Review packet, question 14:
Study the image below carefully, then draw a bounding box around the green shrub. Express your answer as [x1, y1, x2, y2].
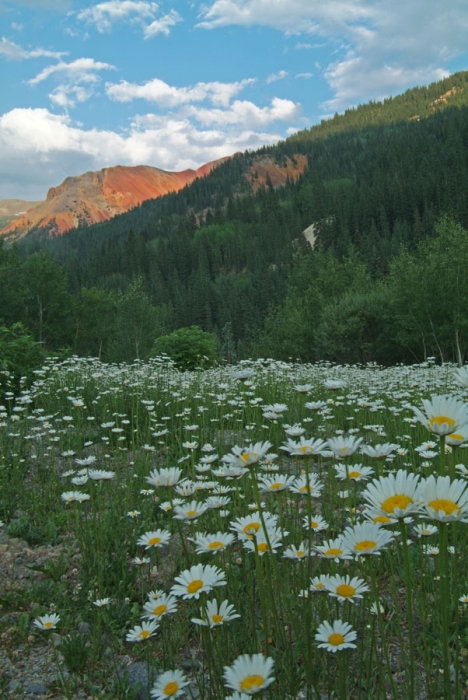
[150, 325, 220, 370]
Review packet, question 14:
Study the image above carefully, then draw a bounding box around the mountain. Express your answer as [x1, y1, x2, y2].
[0, 159, 230, 241]
[0, 199, 41, 230]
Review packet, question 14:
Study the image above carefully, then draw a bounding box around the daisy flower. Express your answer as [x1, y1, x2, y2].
[88, 469, 115, 480]
[446, 427, 468, 446]
[327, 436, 363, 459]
[412, 395, 468, 436]
[334, 464, 374, 481]
[314, 537, 353, 562]
[258, 474, 296, 493]
[341, 521, 395, 556]
[190, 531, 235, 555]
[93, 598, 112, 607]
[143, 594, 178, 621]
[315, 619, 357, 652]
[137, 529, 171, 549]
[309, 575, 331, 593]
[280, 437, 328, 457]
[302, 514, 329, 531]
[224, 653, 275, 695]
[290, 473, 324, 496]
[191, 599, 240, 627]
[417, 475, 468, 522]
[222, 441, 273, 468]
[230, 512, 278, 540]
[361, 469, 422, 519]
[125, 620, 159, 642]
[283, 542, 310, 560]
[173, 500, 208, 521]
[150, 669, 189, 699]
[414, 524, 438, 537]
[323, 574, 369, 603]
[33, 613, 60, 630]
[61, 491, 90, 503]
[146, 467, 182, 487]
[360, 443, 399, 460]
[171, 564, 226, 599]
[242, 527, 284, 555]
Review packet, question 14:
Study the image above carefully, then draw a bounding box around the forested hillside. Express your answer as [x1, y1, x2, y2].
[3, 71, 468, 372]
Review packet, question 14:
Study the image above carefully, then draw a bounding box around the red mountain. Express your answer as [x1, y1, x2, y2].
[0, 158, 229, 241]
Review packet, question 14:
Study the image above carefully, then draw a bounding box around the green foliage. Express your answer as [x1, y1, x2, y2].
[150, 325, 220, 370]
[60, 632, 90, 674]
[0, 322, 46, 398]
[7, 515, 60, 546]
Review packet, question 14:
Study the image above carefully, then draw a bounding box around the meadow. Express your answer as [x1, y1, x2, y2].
[2, 355, 468, 699]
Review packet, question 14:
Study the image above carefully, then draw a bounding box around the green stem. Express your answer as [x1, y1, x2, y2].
[438, 521, 452, 700]
[399, 518, 415, 699]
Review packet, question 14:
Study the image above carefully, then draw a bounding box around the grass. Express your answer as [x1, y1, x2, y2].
[1, 355, 468, 698]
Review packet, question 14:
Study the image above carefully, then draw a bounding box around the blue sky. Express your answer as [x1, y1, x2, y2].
[0, 0, 467, 200]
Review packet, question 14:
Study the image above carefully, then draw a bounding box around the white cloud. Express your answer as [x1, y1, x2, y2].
[185, 97, 301, 128]
[0, 106, 287, 199]
[49, 85, 94, 109]
[28, 58, 115, 86]
[106, 76, 256, 107]
[0, 37, 66, 60]
[265, 70, 288, 84]
[197, 0, 468, 112]
[77, 1, 159, 33]
[295, 72, 312, 79]
[144, 9, 182, 38]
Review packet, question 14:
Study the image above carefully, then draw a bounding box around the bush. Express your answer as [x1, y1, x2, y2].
[150, 325, 220, 370]
[0, 323, 46, 399]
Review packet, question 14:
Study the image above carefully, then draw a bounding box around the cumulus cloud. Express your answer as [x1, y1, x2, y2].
[265, 70, 288, 84]
[28, 58, 115, 86]
[0, 37, 66, 60]
[197, 0, 468, 111]
[185, 97, 301, 128]
[106, 76, 256, 107]
[77, 1, 159, 33]
[0, 106, 285, 199]
[144, 9, 182, 37]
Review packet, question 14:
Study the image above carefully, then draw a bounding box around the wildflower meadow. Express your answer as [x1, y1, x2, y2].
[3, 355, 468, 699]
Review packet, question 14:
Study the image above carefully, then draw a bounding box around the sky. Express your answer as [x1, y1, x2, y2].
[0, 0, 467, 200]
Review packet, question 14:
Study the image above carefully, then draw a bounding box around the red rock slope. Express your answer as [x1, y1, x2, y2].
[0, 158, 229, 241]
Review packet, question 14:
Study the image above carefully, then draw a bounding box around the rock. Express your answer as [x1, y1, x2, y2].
[25, 681, 49, 694]
[118, 661, 157, 700]
[8, 679, 22, 692]
[77, 621, 91, 635]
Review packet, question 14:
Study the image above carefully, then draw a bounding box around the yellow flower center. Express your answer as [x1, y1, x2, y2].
[297, 550, 305, 557]
[381, 494, 413, 513]
[186, 510, 198, 517]
[212, 614, 223, 624]
[153, 604, 167, 616]
[355, 540, 377, 552]
[348, 471, 361, 478]
[208, 541, 224, 549]
[429, 415, 456, 429]
[299, 485, 312, 492]
[257, 543, 269, 552]
[449, 433, 464, 441]
[243, 522, 261, 535]
[44, 621, 53, 628]
[138, 630, 151, 639]
[336, 584, 356, 597]
[240, 452, 251, 463]
[270, 482, 283, 490]
[311, 521, 319, 528]
[148, 537, 161, 546]
[187, 579, 203, 594]
[164, 681, 179, 696]
[373, 515, 391, 524]
[300, 446, 311, 453]
[315, 582, 324, 589]
[240, 675, 265, 692]
[324, 548, 342, 557]
[328, 632, 345, 646]
[428, 498, 460, 516]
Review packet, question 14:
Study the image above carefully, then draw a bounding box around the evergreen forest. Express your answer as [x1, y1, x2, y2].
[3, 70, 468, 374]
